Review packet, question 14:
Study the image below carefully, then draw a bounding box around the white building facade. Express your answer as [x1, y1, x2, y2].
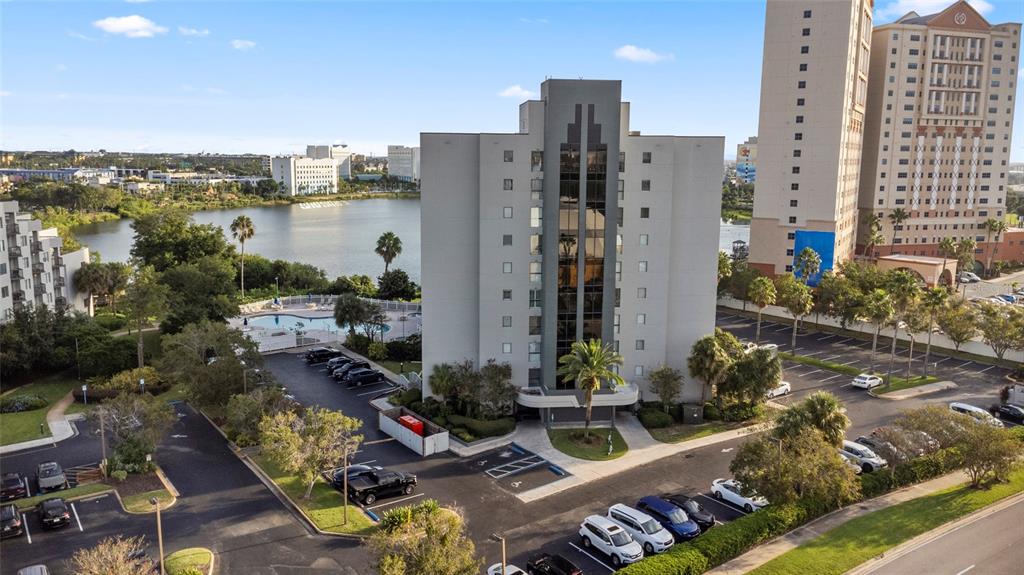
[270, 156, 340, 196]
[306, 144, 354, 180]
[387, 145, 421, 182]
[1, 201, 90, 322]
[736, 137, 758, 184]
[421, 79, 722, 425]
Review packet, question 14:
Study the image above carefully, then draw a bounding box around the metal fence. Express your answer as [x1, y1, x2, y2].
[244, 295, 421, 314]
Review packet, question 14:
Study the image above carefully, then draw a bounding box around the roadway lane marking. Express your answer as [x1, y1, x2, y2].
[978, 365, 997, 373]
[71, 502, 83, 532]
[22, 513, 31, 543]
[568, 542, 616, 573]
[366, 493, 423, 510]
[956, 565, 975, 575]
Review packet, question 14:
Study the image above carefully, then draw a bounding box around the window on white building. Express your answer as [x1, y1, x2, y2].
[502, 343, 512, 354]
[503, 262, 513, 273]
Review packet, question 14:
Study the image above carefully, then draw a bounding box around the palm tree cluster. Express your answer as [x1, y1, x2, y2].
[73, 260, 132, 316]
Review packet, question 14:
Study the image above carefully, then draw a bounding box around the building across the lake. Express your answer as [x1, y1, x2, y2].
[0, 201, 90, 322]
[387, 145, 420, 183]
[420, 79, 722, 426]
[736, 137, 758, 184]
[306, 144, 354, 180]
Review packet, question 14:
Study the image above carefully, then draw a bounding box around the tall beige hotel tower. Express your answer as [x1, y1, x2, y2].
[860, 1, 1020, 259]
[749, 0, 874, 277]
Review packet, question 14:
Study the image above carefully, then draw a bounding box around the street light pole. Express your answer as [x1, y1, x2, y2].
[150, 497, 165, 575]
[490, 533, 506, 575]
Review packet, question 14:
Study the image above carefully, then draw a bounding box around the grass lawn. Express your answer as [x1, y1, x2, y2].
[748, 468, 1024, 575]
[780, 352, 861, 376]
[0, 373, 79, 446]
[121, 488, 175, 513]
[879, 375, 941, 394]
[15, 483, 112, 511]
[163, 381, 189, 402]
[548, 428, 628, 461]
[377, 360, 422, 376]
[648, 420, 741, 443]
[165, 547, 213, 575]
[251, 454, 376, 536]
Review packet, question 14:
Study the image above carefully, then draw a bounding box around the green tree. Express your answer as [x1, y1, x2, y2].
[647, 365, 683, 412]
[900, 302, 930, 380]
[719, 348, 782, 407]
[259, 407, 363, 500]
[748, 276, 777, 345]
[96, 391, 176, 450]
[775, 391, 850, 447]
[936, 299, 977, 351]
[793, 246, 822, 286]
[960, 422, 1021, 487]
[938, 237, 957, 286]
[333, 293, 369, 338]
[718, 251, 733, 293]
[377, 268, 418, 301]
[956, 238, 978, 294]
[556, 339, 625, 438]
[920, 287, 948, 376]
[74, 262, 107, 317]
[360, 303, 389, 343]
[375, 231, 403, 274]
[103, 262, 132, 313]
[225, 386, 291, 447]
[230, 215, 255, 297]
[862, 288, 894, 373]
[122, 265, 170, 368]
[730, 430, 860, 509]
[976, 302, 1022, 360]
[477, 359, 516, 419]
[861, 212, 884, 257]
[688, 334, 734, 406]
[885, 270, 921, 380]
[888, 207, 909, 253]
[727, 263, 760, 312]
[158, 321, 262, 409]
[983, 218, 1008, 277]
[159, 255, 239, 334]
[130, 209, 228, 272]
[369, 500, 481, 575]
[331, 274, 378, 298]
[775, 273, 813, 349]
[69, 535, 156, 575]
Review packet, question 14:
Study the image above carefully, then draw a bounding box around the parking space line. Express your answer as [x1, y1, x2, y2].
[978, 365, 997, 373]
[568, 542, 616, 573]
[356, 386, 395, 397]
[817, 334, 837, 342]
[22, 513, 31, 543]
[834, 337, 852, 345]
[840, 360, 860, 366]
[800, 350, 824, 357]
[354, 459, 378, 466]
[26, 481, 31, 498]
[366, 493, 423, 510]
[695, 493, 748, 516]
[821, 374, 844, 382]
[956, 361, 973, 369]
[773, 325, 790, 333]
[934, 357, 952, 365]
[823, 355, 842, 361]
[792, 347, 804, 353]
[802, 369, 823, 377]
[71, 502, 83, 532]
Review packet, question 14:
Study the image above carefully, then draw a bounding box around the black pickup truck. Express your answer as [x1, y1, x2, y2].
[348, 469, 417, 505]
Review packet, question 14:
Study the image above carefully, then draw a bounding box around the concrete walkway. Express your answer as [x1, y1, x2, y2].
[0, 391, 79, 454]
[514, 413, 768, 503]
[706, 470, 970, 575]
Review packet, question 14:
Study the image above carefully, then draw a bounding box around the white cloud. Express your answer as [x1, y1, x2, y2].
[67, 31, 96, 42]
[613, 44, 673, 64]
[179, 84, 195, 92]
[93, 15, 168, 38]
[231, 39, 256, 51]
[207, 87, 227, 95]
[498, 84, 536, 99]
[0, 91, 10, 97]
[519, 17, 549, 25]
[178, 26, 210, 37]
[876, 0, 993, 20]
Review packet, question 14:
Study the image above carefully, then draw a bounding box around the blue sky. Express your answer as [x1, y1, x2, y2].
[1, 0, 1022, 160]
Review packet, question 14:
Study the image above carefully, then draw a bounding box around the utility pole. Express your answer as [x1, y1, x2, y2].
[490, 534, 506, 575]
[151, 497, 165, 575]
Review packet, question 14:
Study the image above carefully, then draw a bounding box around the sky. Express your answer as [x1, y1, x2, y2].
[1, 0, 1023, 160]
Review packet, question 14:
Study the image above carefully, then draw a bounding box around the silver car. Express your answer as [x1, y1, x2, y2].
[841, 440, 887, 473]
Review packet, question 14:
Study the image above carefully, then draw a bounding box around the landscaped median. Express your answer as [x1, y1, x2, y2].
[547, 428, 628, 461]
[249, 453, 376, 536]
[164, 547, 214, 575]
[779, 352, 939, 393]
[13, 483, 112, 511]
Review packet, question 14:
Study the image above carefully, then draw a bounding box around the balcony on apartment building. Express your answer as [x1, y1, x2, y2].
[33, 284, 46, 296]
[55, 296, 67, 307]
[31, 261, 45, 274]
[12, 290, 25, 302]
[516, 381, 640, 409]
[54, 276, 65, 288]
[10, 269, 22, 280]
[8, 245, 21, 257]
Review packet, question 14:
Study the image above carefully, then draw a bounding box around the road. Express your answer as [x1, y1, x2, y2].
[867, 496, 1024, 575]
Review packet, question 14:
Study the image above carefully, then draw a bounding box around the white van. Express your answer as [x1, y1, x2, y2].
[606, 504, 674, 555]
[949, 402, 1004, 428]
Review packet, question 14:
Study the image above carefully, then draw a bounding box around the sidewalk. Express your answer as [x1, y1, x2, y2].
[514, 413, 768, 503]
[0, 391, 79, 454]
[705, 470, 970, 575]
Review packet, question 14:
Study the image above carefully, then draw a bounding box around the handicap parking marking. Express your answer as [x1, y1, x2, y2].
[365, 492, 424, 511]
[568, 542, 617, 573]
[71, 502, 83, 532]
[21, 513, 31, 543]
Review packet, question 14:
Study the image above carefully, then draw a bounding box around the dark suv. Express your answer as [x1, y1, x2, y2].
[1, 503, 23, 538]
[305, 347, 343, 364]
[1, 473, 28, 501]
[38, 498, 71, 530]
[343, 368, 385, 388]
[333, 360, 370, 381]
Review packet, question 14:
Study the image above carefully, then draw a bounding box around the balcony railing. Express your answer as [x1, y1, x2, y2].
[8, 245, 21, 257]
[32, 262, 45, 274]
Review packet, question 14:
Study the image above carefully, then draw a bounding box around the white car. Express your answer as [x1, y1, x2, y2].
[487, 565, 526, 575]
[837, 451, 863, 475]
[606, 503, 674, 555]
[850, 374, 883, 390]
[766, 381, 792, 399]
[950, 402, 1004, 428]
[840, 440, 888, 473]
[958, 271, 981, 283]
[744, 342, 779, 357]
[579, 515, 644, 567]
[711, 478, 768, 513]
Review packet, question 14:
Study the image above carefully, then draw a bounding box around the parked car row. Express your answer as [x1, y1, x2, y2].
[2, 462, 67, 503]
[307, 350, 389, 388]
[950, 402, 1004, 427]
[0, 497, 71, 540]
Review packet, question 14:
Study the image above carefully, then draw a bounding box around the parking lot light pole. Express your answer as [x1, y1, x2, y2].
[150, 497, 165, 575]
[490, 533, 506, 575]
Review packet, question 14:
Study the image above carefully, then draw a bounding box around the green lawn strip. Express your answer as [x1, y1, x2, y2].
[780, 352, 862, 376]
[162, 382, 189, 402]
[121, 488, 175, 513]
[0, 373, 79, 446]
[748, 468, 1024, 575]
[250, 454, 376, 536]
[164, 547, 213, 575]
[15, 483, 112, 511]
[878, 375, 941, 394]
[377, 360, 422, 376]
[648, 421, 737, 444]
[548, 428, 628, 461]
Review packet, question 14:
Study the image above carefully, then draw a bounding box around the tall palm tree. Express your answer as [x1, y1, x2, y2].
[920, 287, 947, 377]
[73, 262, 106, 317]
[938, 237, 957, 287]
[956, 238, 978, 295]
[748, 276, 776, 345]
[333, 293, 369, 339]
[800, 392, 850, 447]
[794, 247, 821, 286]
[230, 215, 256, 297]
[688, 335, 732, 406]
[863, 288, 894, 373]
[888, 208, 910, 254]
[861, 212, 884, 257]
[375, 232, 403, 274]
[983, 218, 1008, 278]
[556, 339, 625, 438]
[885, 271, 920, 381]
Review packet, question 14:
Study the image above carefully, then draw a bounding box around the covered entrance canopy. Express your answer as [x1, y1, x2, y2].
[876, 254, 957, 287]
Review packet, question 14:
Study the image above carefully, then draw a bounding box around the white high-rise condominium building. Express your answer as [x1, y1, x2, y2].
[736, 137, 758, 184]
[749, 0, 874, 278]
[387, 145, 420, 182]
[270, 156, 340, 196]
[859, 1, 1020, 269]
[421, 79, 722, 425]
[1, 201, 90, 322]
[306, 144, 354, 180]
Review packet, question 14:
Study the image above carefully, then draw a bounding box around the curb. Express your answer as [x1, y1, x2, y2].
[845, 490, 1024, 575]
[15, 486, 117, 512]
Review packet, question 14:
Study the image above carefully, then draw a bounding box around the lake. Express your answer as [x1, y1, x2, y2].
[73, 199, 750, 282]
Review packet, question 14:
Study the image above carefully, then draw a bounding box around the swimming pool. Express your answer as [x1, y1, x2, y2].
[246, 314, 390, 333]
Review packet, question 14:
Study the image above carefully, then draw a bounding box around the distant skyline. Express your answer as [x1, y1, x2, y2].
[1, 0, 1022, 160]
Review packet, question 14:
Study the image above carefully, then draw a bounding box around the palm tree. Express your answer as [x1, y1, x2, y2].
[73, 262, 106, 317]
[863, 288, 894, 373]
[983, 218, 1008, 278]
[920, 287, 947, 377]
[556, 339, 625, 439]
[861, 212, 884, 257]
[800, 392, 850, 447]
[794, 247, 821, 286]
[105, 262, 131, 313]
[375, 232, 403, 274]
[885, 271, 920, 381]
[748, 276, 777, 345]
[333, 293, 369, 339]
[230, 215, 256, 297]
[956, 238, 977, 295]
[688, 335, 732, 406]
[938, 237, 957, 287]
[888, 208, 910, 254]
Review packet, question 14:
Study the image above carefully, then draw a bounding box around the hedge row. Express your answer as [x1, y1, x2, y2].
[447, 414, 515, 438]
[0, 394, 49, 413]
[860, 446, 963, 498]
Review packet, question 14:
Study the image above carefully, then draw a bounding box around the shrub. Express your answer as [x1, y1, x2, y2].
[110, 435, 156, 474]
[432, 416, 448, 428]
[93, 366, 162, 394]
[703, 403, 721, 421]
[110, 470, 128, 482]
[447, 414, 515, 438]
[689, 504, 807, 568]
[450, 428, 475, 442]
[638, 407, 674, 429]
[391, 388, 422, 407]
[1009, 425, 1024, 444]
[386, 333, 421, 361]
[368, 341, 388, 361]
[618, 545, 708, 575]
[720, 402, 761, 422]
[173, 568, 205, 575]
[0, 394, 49, 413]
[94, 314, 128, 331]
[345, 333, 371, 355]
